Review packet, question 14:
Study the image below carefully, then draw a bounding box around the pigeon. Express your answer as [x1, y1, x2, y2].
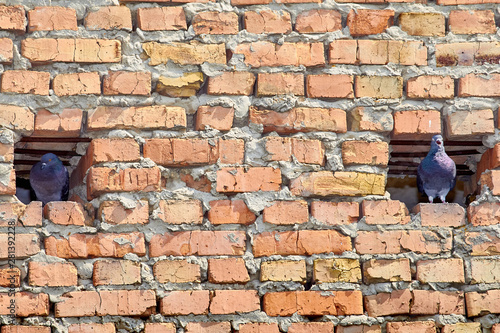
[15, 177, 36, 205]
[29, 153, 69, 206]
[417, 135, 456, 203]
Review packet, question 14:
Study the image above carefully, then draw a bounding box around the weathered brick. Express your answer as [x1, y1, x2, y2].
[160, 290, 210, 315]
[355, 76, 403, 99]
[44, 232, 146, 258]
[306, 74, 354, 98]
[295, 9, 341, 33]
[137, 7, 185, 31]
[244, 10, 291, 34]
[349, 106, 394, 132]
[142, 41, 225, 65]
[288, 323, 335, 333]
[193, 11, 239, 34]
[314, 258, 361, 283]
[442, 323, 481, 333]
[0, 292, 49, 316]
[413, 203, 465, 227]
[250, 107, 346, 133]
[392, 110, 441, 139]
[479, 170, 500, 195]
[493, 324, 500, 333]
[28, 6, 77, 31]
[207, 72, 255, 95]
[399, 12, 445, 36]
[387, 322, 436, 333]
[33, 108, 83, 137]
[210, 290, 260, 314]
[342, 141, 389, 167]
[417, 258, 465, 283]
[446, 109, 494, 138]
[53, 72, 101, 96]
[0, 168, 15, 195]
[153, 260, 201, 283]
[103, 71, 151, 96]
[99, 200, 149, 225]
[364, 290, 412, 317]
[407, 76, 455, 99]
[208, 200, 256, 225]
[0, 105, 34, 133]
[477, 144, 500, 176]
[336, 326, 382, 333]
[28, 262, 77, 287]
[261, 260, 306, 283]
[465, 231, 500, 255]
[150, 231, 246, 257]
[44, 202, 89, 228]
[346, 9, 394, 36]
[253, 230, 351, 257]
[310, 201, 359, 225]
[0, 202, 42, 227]
[144, 323, 176, 333]
[85, 6, 132, 30]
[157, 200, 203, 224]
[468, 202, 500, 226]
[1, 70, 50, 95]
[0, 233, 40, 259]
[0, 266, 21, 287]
[236, 41, 324, 67]
[0, 38, 13, 63]
[216, 167, 281, 192]
[2, 327, 50, 333]
[185, 322, 231, 333]
[196, 106, 234, 131]
[459, 73, 500, 97]
[470, 259, 500, 284]
[69, 323, 116, 333]
[466, 290, 500, 316]
[363, 258, 411, 283]
[329, 40, 357, 64]
[290, 171, 386, 197]
[208, 258, 249, 284]
[412, 290, 465, 315]
[0, 6, 25, 32]
[362, 200, 410, 225]
[263, 200, 309, 225]
[256, 73, 304, 96]
[93, 260, 141, 285]
[238, 323, 280, 333]
[449, 10, 495, 35]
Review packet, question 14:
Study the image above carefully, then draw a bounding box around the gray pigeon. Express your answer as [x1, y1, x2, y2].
[30, 153, 69, 206]
[417, 135, 456, 203]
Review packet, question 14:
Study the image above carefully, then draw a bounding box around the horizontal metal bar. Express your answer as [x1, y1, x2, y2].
[389, 161, 471, 169]
[390, 140, 484, 147]
[388, 169, 474, 176]
[20, 137, 92, 143]
[391, 150, 481, 158]
[14, 159, 71, 166]
[14, 149, 80, 157]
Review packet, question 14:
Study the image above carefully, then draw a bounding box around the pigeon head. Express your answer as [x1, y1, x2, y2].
[430, 135, 445, 152]
[39, 153, 62, 170]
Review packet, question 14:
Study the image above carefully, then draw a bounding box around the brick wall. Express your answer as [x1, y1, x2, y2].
[0, 1, 500, 332]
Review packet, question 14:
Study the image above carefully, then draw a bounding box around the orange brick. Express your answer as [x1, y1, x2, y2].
[93, 260, 141, 285]
[210, 290, 260, 314]
[149, 231, 246, 257]
[477, 144, 500, 176]
[137, 7, 186, 31]
[33, 108, 83, 137]
[407, 76, 455, 99]
[250, 107, 346, 133]
[412, 290, 465, 315]
[0, 202, 42, 227]
[449, 10, 495, 34]
[193, 11, 239, 34]
[103, 71, 151, 95]
[28, 262, 77, 287]
[387, 322, 436, 333]
[470, 259, 500, 284]
[342, 141, 389, 167]
[256, 73, 304, 96]
[196, 106, 234, 131]
[295, 9, 341, 33]
[158, 199, 203, 224]
[465, 231, 500, 255]
[1, 70, 50, 95]
[253, 230, 351, 256]
[216, 167, 281, 192]
[99, 200, 149, 225]
[185, 323, 231, 333]
[346, 9, 394, 36]
[0, 169, 16, 195]
[0, 38, 13, 63]
[53, 72, 101, 96]
[22, 38, 121, 64]
[2, 327, 50, 333]
[160, 290, 210, 315]
[44, 201, 89, 226]
[238, 323, 280, 333]
[493, 324, 500, 333]
[69, 323, 115, 333]
[44, 232, 146, 258]
[413, 203, 465, 227]
[479, 170, 500, 196]
[459, 73, 500, 97]
[417, 258, 465, 283]
[338, 40, 427, 65]
[355, 230, 452, 254]
[85, 6, 132, 30]
[153, 260, 201, 283]
[208, 200, 256, 225]
[288, 323, 335, 333]
[244, 10, 292, 34]
[207, 71, 255, 95]
[437, 42, 500, 67]
[362, 200, 410, 225]
[399, 12, 445, 36]
[314, 258, 361, 283]
[363, 258, 411, 283]
[144, 323, 176, 333]
[364, 290, 412, 317]
[0, 6, 25, 32]
[329, 40, 357, 64]
[208, 258, 249, 284]
[349, 106, 394, 132]
[392, 110, 441, 139]
[310, 201, 359, 225]
[336, 326, 382, 333]
[468, 202, 500, 226]
[263, 200, 309, 225]
[355, 76, 403, 99]
[143, 41, 225, 66]
[261, 260, 306, 282]
[0, 266, 21, 287]
[28, 6, 77, 31]
[442, 323, 481, 333]
[0, 292, 49, 316]
[466, 290, 500, 317]
[0, 233, 40, 259]
[306, 74, 354, 98]
[236, 41, 324, 67]
[446, 109, 494, 138]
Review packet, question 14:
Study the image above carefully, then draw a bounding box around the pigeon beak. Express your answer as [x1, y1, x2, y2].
[436, 139, 442, 145]
[41, 163, 46, 170]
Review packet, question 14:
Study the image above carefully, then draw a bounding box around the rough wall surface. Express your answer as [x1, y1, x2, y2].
[0, 0, 500, 332]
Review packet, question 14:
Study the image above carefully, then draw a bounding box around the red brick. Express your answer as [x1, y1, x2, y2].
[399, 12, 445, 36]
[33, 108, 83, 137]
[479, 170, 500, 195]
[244, 10, 291, 34]
[386, 322, 436, 333]
[236, 42, 324, 67]
[180, 174, 211, 192]
[449, 10, 495, 34]
[145, 323, 176, 333]
[232, 0, 271, 4]
[306, 74, 354, 98]
[99, 200, 149, 225]
[465, 232, 500, 255]
[208, 258, 249, 284]
[363, 258, 411, 283]
[0, 105, 34, 133]
[208, 200, 256, 225]
[53, 72, 101, 96]
[437, 42, 500, 67]
[160, 290, 210, 315]
[196, 106, 234, 131]
[0, 202, 42, 227]
[257, 73, 304, 96]
[362, 200, 410, 225]
[253, 230, 351, 257]
[185, 322, 231, 333]
[22, 39, 121, 64]
[355, 76, 403, 99]
[407, 76, 455, 99]
[0, 141, 13, 162]
[446, 109, 494, 138]
[103, 71, 151, 96]
[288, 323, 335, 333]
[336, 326, 381, 333]
[477, 144, 500, 176]
[85, 6, 132, 30]
[0, 38, 13, 63]
[466, 290, 500, 316]
[342, 141, 389, 167]
[238, 323, 280, 333]
[153, 260, 201, 283]
[346, 9, 394, 36]
[0, 169, 15, 195]
[263, 200, 309, 225]
[468, 202, 500, 226]
[207, 72, 255, 95]
[459, 73, 500, 97]
[193, 11, 239, 34]
[157, 199, 203, 224]
[28, 262, 77, 287]
[44, 232, 146, 258]
[412, 290, 465, 315]
[417, 258, 464, 283]
[493, 324, 500, 333]
[261, 260, 306, 282]
[0, 266, 21, 287]
[413, 203, 465, 227]
[44, 201, 90, 226]
[2, 327, 50, 333]
[364, 289, 412, 317]
[216, 167, 281, 193]
[28, 7, 77, 31]
[295, 9, 341, 33]
[93, 260, 141, 285]
[0, 6, 25, 32]
[137, 7, 186, 31]
[69, 323, 115, 333]
[442, 323, 481, 333]
[392, 110, 441, 139]
[149, 230, 246, 257]
[262, 291, 296, 316]
[1, 70, 50, 95]
[210, 290, 260, 314]
[329, 40, 357, 64]
[355, 230, 452, 254]
[310, 201, 359, 225]
[143, 41, 225, 66]
[471, 259, 500, 284]
[250, 107, 346, 133]
[0, 233, 40, 259]
[0, 292, 49, 316]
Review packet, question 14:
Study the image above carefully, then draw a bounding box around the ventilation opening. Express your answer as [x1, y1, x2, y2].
[386, 139, 483, 209]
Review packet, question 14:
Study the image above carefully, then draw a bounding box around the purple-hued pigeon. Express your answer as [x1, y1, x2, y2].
[417, 135, 456, 203]
[30, 153, 69, 206]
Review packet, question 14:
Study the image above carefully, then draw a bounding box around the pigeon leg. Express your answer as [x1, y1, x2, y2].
[428, 196, 434, 203]
[439, 195, 447, 203]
